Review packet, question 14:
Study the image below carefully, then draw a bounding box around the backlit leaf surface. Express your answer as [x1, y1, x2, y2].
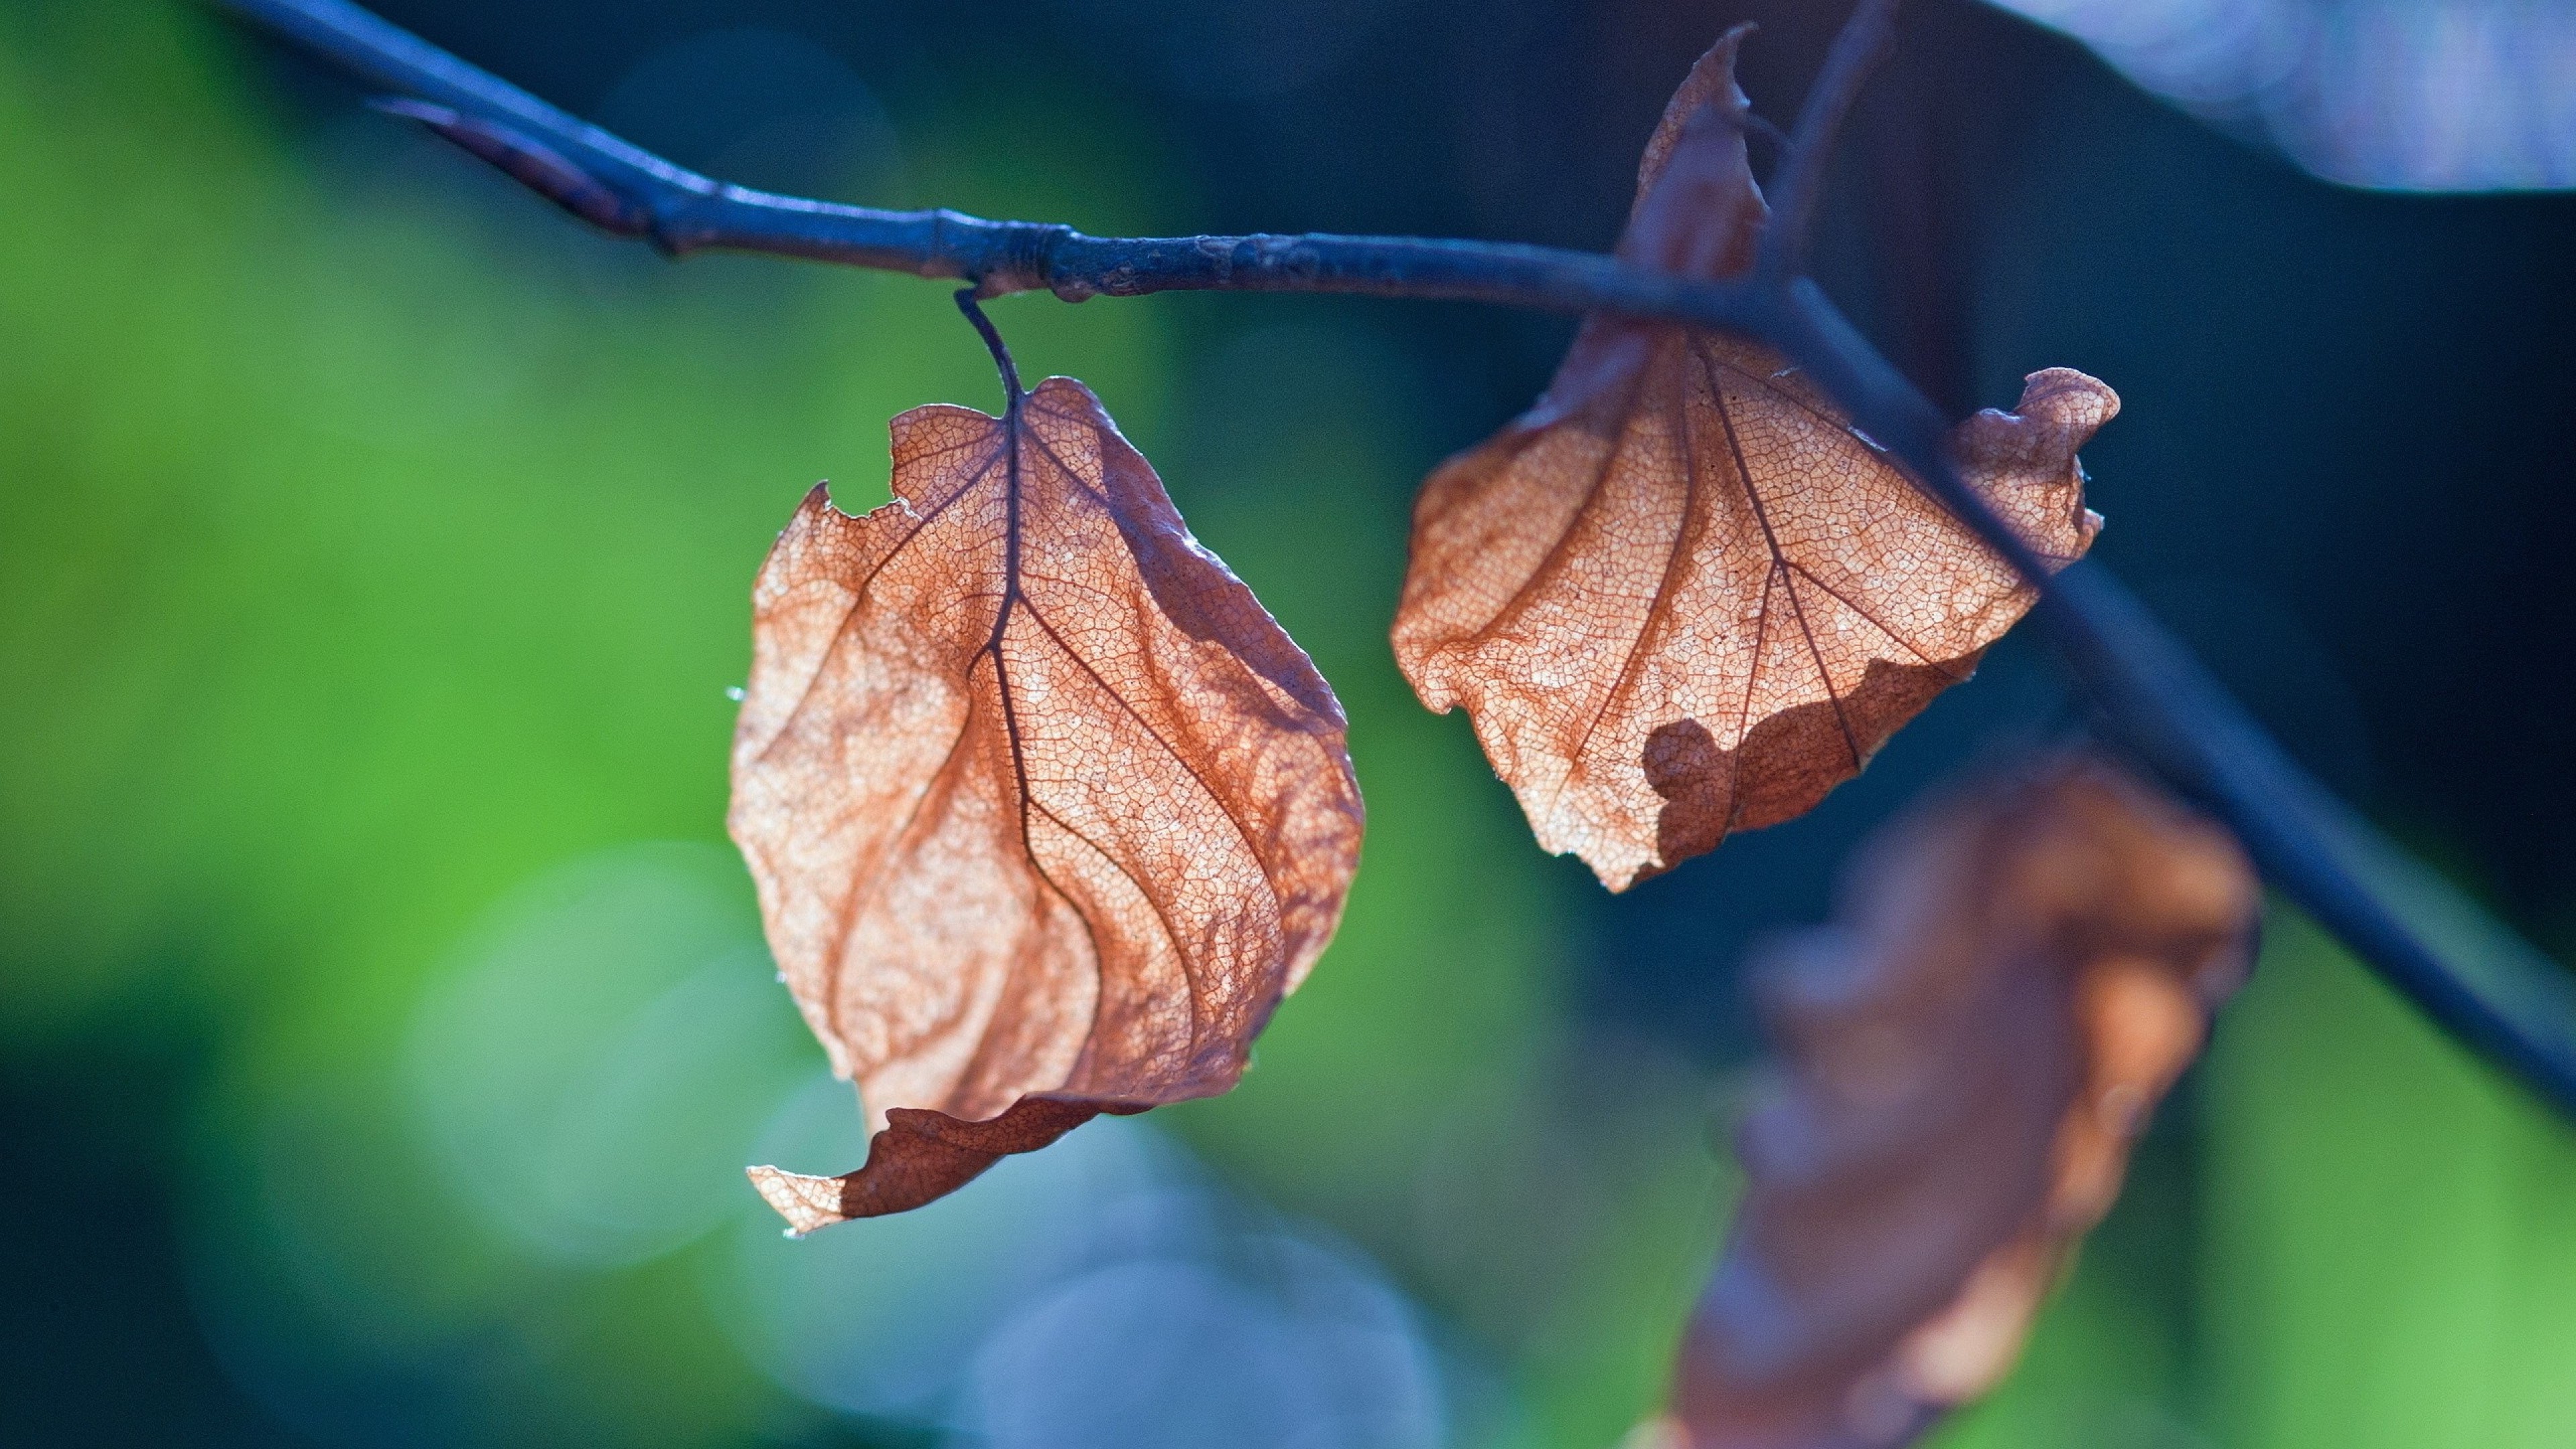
[1393, 31, 2110, 889]
[730, 376, 1363, 1229]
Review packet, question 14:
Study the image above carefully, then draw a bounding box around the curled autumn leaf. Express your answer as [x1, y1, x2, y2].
[1672, 755, 2259, 1449]
[729, 375, 1363, 1230]
[1393, 29, 2112, 890]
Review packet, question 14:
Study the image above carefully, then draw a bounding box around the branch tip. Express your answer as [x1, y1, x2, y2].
[372, 93, 646, 236]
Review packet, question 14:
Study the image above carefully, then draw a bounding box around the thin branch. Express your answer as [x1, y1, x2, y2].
[219, 0, 1775, 335]
[1758, 0, 1902, 279]
[211, 0, 2576, 1118]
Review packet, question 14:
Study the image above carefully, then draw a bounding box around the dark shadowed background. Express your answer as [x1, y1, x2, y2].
[3, 1, 2572, 1445]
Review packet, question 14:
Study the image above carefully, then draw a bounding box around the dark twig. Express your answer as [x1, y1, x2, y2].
[1757, 0, 1902, 279]
[1742, 110, 1795, 160]
[211, 0, 2576, 1116]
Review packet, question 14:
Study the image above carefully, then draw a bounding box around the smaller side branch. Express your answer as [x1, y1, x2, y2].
[1758, 0, 1902, 278]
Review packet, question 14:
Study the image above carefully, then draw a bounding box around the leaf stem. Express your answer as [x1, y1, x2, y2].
[209, 0, 2576, 1118]
[955, 289, 1024, 407]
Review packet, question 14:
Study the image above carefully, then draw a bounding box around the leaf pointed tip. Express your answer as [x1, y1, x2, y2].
[746, 1165, 849, 1235]
[1627, 21, 1769, 246]
[1579, 845, 1648, 895]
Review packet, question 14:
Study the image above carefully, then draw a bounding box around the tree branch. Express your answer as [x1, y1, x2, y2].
[211, 0, 2576, 1117]
[224, 0, 1777, 333]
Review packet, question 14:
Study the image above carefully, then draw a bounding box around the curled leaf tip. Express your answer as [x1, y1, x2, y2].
[2015, 366, 2121, 431]
[1955, 368, 2120, 478]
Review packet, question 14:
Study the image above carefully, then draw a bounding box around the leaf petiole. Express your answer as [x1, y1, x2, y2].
[953, 288, 1024, 409]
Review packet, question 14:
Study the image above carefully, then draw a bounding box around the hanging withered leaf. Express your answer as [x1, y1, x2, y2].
[1391, 28, 2113, 890]
[1671, 755, 2258, 1449]
[729, 374, 1363, 1230]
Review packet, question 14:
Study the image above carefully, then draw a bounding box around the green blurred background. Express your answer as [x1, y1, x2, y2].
[3, 1, 2573, 1445]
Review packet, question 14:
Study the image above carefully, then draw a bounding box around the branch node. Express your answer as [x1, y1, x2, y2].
[978, 222, 1075, 300]
[640, 195, 698, 259]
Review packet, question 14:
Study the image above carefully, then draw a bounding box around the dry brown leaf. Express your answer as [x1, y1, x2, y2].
[729, 376, 1363, 1230]
[1392, 29, 2112, 890]
[1672, 755, 2259, 1449]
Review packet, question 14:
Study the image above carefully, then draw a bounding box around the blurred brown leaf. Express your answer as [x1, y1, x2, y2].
[1391, 29, 2110, 890]
[729, 376, 1363, 1230]
[1673, 755, 2259, 1448]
